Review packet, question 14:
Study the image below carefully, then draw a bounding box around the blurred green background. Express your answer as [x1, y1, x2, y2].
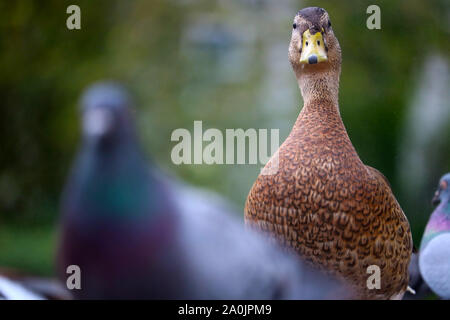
[0, 0, 449, 276]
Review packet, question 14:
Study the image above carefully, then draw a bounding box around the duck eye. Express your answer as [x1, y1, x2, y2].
[305, 41, 308, 46]
[317, 40, 320, 46]
[293, 23, 297, 29]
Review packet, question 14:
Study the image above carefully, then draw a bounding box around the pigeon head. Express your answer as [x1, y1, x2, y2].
[80, 82, 136, 148]
[67, 82, 163, 223]
[420, 173, 450, 251]
[432, 173, 450, 207]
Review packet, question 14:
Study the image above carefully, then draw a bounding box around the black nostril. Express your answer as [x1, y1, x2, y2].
[308, 55, 318, 64]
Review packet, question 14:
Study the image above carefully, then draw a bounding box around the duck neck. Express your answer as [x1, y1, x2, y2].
[289, 65, 360, 162]
[293, 66, 343, 132]
[297, 65, 340, 111]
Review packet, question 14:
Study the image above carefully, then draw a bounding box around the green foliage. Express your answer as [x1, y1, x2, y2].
[0, 224, 56, 276]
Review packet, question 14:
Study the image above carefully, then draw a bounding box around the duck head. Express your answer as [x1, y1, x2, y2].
[289, 7, 341, 103]
[432, 173, 450, 207]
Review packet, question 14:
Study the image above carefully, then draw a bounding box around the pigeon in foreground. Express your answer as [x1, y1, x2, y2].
[57, 82, 351, 299]
[419, 173, 450, 299]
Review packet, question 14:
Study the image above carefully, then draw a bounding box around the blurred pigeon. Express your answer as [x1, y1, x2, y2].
[57, 82, 350, 299]
[419, 173, 450, 299]
[0, 268, 70, 300]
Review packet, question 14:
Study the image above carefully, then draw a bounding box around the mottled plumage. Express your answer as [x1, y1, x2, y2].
[245, 7, 412, 299]
[419, 173, 450, 299]
[58, 82, 350, 299]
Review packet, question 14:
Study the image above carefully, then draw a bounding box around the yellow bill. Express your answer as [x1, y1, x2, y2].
[300, 29, 328, 64]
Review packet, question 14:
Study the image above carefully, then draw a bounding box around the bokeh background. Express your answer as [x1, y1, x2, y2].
[0, 0, 449, 276]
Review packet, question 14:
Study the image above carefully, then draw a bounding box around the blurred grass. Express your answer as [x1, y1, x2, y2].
[0, 224, 56, 276]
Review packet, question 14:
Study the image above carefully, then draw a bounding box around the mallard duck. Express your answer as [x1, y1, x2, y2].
[244, 7, 413, 299]
[419, 173, 450, 299]
[58, 82, 350, 299]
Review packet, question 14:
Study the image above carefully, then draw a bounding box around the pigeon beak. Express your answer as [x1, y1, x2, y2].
[83, 108, 113, 138]
[432, 191, 441, 206]
[300, 29, 328, 64]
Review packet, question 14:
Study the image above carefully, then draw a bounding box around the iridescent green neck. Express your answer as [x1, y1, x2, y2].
[71, 138, 160, 222]
[420, 198, 450, 250]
